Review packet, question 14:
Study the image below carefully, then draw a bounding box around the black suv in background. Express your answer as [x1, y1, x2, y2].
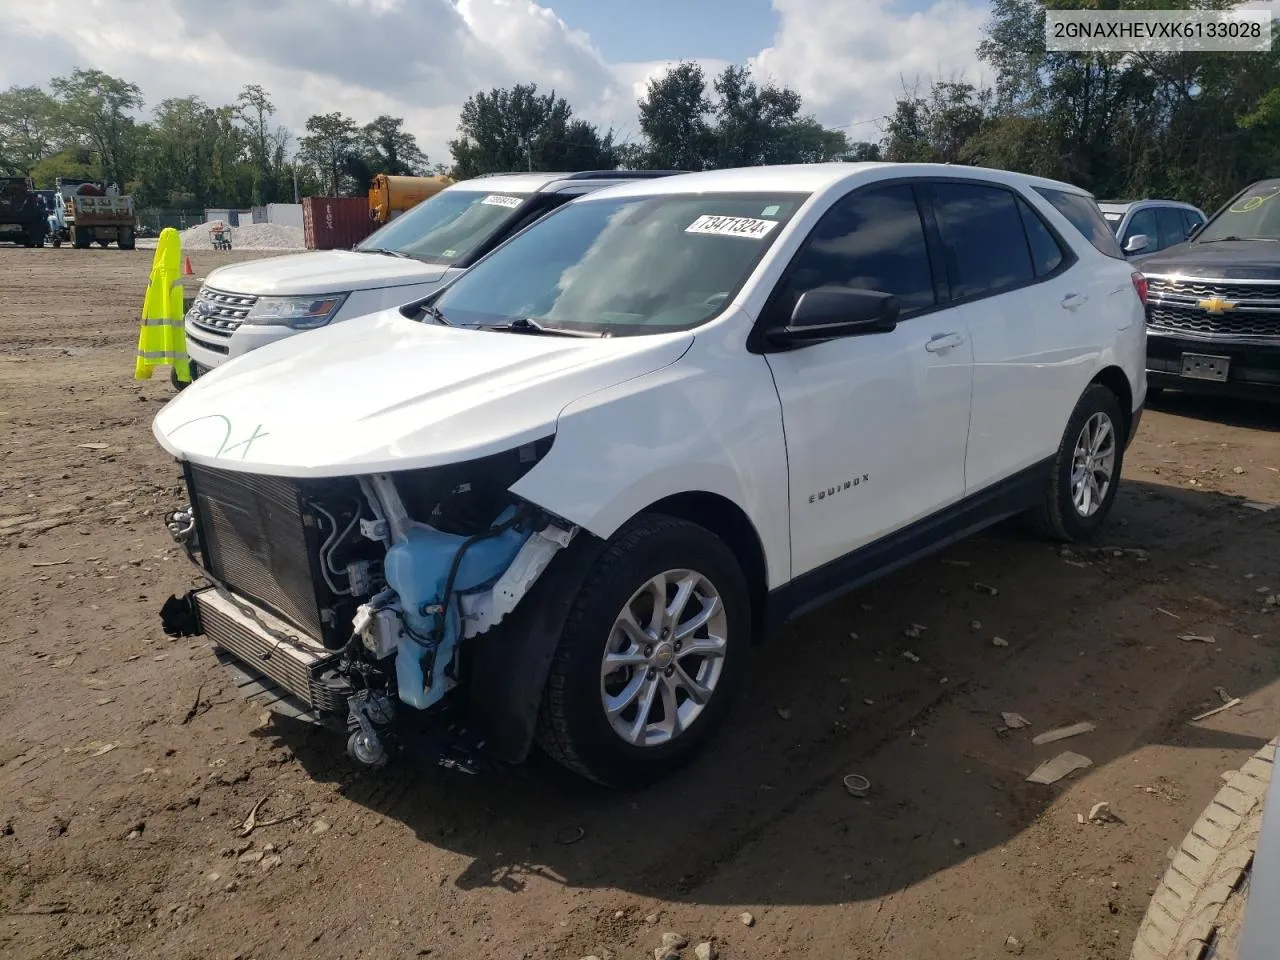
[1139, 179, 1280, 399]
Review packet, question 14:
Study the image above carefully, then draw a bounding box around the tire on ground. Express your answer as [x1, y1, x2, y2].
[1028, 381, 1127, 541]
[535, 513, 751, 787]
[1130, 737, 1277, 960]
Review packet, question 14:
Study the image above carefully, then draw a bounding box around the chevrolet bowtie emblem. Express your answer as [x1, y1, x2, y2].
[1198, 296, 1237, 314]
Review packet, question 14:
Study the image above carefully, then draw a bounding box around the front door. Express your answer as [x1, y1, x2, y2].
[761, 183, 974, 577]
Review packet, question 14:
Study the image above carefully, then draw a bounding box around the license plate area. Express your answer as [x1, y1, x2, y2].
[1180, 353, 1230, 382]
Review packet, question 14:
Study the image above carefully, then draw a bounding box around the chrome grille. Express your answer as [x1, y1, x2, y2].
[187, 286, 258, 339]
[1146, 276, 1280, 339]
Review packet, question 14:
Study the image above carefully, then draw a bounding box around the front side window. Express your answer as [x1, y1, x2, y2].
[432, 193, 807, 335]
[1182, 209, 1204, 235]
[1124, 208, 1159, 251]
[1195, 180, 1280, 242]
[777, 184, 935, 317]
[1035, 187, 1126, 259]
[930, 182, 1035, 299]
[357, 189, 533, 265]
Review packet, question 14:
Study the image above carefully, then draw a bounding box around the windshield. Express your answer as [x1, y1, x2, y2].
[1195, 180, 1280, 242]
[430, 192, 807, 336]
[356, 189, 532, 264]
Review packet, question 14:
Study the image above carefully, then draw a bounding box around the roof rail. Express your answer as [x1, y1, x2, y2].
[559, 170, 687, 180]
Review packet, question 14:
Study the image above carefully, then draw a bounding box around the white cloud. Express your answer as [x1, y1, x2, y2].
[751, 0, 989, 140]
[0, 0, 992, 161]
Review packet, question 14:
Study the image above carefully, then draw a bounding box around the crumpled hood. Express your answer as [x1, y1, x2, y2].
[154, 307, 693, 477]
[1141, 240, 1280, 281]
[203, 249, 446, 296]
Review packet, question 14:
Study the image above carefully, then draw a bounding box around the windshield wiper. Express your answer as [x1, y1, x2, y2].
[483, 316, 605, 338]
[1199, 235, 1280, 243]
[360, 246, 412, 258]
[419, 303, 451, 325]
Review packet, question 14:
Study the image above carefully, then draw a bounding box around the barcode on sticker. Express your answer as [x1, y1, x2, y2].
[482, 194, 523, 209]
[685, 215, 778, 239]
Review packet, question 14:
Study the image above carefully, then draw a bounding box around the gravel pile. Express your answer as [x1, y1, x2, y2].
[178, 222, 305, 251]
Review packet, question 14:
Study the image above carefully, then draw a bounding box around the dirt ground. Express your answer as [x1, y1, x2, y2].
[1, 245, 1279, 960]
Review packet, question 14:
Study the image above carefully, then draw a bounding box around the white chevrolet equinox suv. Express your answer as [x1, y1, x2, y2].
[154, 162, 1147, 787]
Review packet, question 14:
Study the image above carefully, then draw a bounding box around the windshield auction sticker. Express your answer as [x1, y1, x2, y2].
[686, 215, 779, 239]
[481, 195, 523, 208]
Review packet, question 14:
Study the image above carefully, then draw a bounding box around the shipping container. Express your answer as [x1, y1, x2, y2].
[265, 202, 304, 229]
[302, 196, 374, 250]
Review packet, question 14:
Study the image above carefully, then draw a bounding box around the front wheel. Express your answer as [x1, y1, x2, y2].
[535, 515, 751, 786]
[1028, 383, 1126, 541]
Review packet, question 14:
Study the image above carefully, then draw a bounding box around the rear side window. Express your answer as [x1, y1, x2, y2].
[1034, 187, 1125, 259]
[929, 182, 1034, 299]
[778, 184, 936, 313]
[1015, 196, 1066, 277]
[1157, 207, 1188, 249]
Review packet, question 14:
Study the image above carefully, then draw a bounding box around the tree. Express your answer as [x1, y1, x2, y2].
[299, 112, 360, 195]
[635, 62, 713, 170]
[628, 62, 849, 170]
[0, 85, 60, 175]
[236, 84, 290, 204]
[49, 69, 144, 187]
[883, 81, 990, 164]
[362, 115, 428, 176]
[449, 83, 615, 177]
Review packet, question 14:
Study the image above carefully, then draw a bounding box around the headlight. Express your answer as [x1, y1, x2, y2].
[242, 294, 347, 330]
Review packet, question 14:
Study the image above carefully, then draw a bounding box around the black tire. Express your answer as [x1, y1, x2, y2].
[535, 514, 751, 787]
[96, 239, 108, 248]
[118, 228, 135, 250]
[1028, 382, 1127, 542]
[52, 238, 62, 248]
[170, 367, 187, 391]
[72, 228, 90, 249]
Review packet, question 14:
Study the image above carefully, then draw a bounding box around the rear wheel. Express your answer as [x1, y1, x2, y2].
[1028, 383, 1126, 541]
[71, 228, 90, 249]
[536, 515, 750, 787]
[118, 227, 135, 250]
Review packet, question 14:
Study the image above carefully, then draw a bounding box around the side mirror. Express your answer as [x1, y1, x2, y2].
[1124, 233, 1150, 254]
[1187, 222, 1203, 240]
[765, 287, 900, 348]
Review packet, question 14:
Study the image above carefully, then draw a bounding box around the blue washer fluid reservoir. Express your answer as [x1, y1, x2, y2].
[383, 506, 531, 710]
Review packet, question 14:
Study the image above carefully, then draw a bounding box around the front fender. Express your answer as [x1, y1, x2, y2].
[509, 335, 791, 589]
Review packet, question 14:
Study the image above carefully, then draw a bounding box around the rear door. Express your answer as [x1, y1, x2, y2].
[1157, 206, 1190, 250]
[923, 180, 1091, 492]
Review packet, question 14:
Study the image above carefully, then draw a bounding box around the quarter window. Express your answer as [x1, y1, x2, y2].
[930, 182, 1034, 299]
[1035, 187, 1126, 259]
[778, 184, 936, 314]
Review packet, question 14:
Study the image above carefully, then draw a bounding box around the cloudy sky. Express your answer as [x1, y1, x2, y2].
[0, 0, 991, 161]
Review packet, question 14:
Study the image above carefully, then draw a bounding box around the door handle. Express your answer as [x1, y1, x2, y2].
[1061, 292, 1089, 310]
[925, 332, 965, 353]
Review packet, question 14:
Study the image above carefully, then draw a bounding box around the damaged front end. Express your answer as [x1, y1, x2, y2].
[160, 438, 579, 773]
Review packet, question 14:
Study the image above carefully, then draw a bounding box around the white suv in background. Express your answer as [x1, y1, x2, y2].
[156, 162, 1147, 787]
[181, 170, 680, 379]
[1098, 199, 1206, 258]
